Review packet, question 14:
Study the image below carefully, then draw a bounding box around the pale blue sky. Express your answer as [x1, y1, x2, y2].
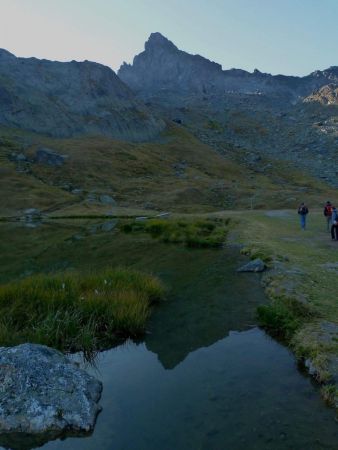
[1, 0, 337, 76]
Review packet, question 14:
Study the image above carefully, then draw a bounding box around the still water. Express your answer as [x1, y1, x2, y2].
[0, 221, 337, 449]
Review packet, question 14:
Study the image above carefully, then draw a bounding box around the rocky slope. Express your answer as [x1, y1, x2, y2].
[0, 49, 164, 141]
[304, 83, 338, 105]
[119, 33, 338, 100]
[118, 33, 338, 186]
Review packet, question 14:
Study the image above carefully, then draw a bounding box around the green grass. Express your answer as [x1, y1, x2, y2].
[321, 385, 338, 407]
[257, 297, 314, 339]
[221, 209, 338, 408]
[1, 124, 336, 218]
[121, 217, 230, 248]
[0, 267, 165, 354]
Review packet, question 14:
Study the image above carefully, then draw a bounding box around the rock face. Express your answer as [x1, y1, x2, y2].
[0, 48, 164, 141]
[0, 344, 102, 438]
[118, 33, 338, 99]
[304, 83, 338, 105]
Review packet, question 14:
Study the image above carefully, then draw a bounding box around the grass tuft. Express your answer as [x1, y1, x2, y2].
[121, 218, 230, 248]
[0, 267, 165, 354]
[257, 297, 314, 339]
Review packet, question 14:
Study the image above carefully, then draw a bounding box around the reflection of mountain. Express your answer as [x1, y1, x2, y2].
[0, 429, 91, 450]
[145, 248, 266, 369]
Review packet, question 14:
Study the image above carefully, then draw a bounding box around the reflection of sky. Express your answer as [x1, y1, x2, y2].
[1, 0, 338, 76]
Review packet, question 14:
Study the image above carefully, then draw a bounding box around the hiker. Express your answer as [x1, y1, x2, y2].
[331, 206, 338, 240]
[323, 201, 333, 231]
[297, 202, 309, 230]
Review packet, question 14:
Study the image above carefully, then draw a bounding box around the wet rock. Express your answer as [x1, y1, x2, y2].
[135, 216, 148, 221]
[155, 212, 170, 219]
[237, 258, 266, 273]
[0, 344, 102, 437]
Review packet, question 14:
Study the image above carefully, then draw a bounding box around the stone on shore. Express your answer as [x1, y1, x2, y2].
[0, 344, 102, 438]
[237, 258, 266, 273]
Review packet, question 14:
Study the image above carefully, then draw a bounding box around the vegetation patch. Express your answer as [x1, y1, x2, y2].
[257, 296, 314, 340]
[121, 218, 230, 248]
[0, 267, 165, 354]
[321, 385, 338, 408]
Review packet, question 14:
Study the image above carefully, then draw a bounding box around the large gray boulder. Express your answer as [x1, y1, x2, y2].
[0, 344, 102, 439]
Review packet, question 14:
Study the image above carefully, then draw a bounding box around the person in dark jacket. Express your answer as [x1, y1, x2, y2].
[331, 206, 338, 240]
[324, 201, 333, 232]
[297, 203, 309, 230]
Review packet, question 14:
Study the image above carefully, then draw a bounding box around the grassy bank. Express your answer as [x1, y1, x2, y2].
[121, 217, 230, 248]
[224, 209, 338, 410]
[0, 267, 165, 354]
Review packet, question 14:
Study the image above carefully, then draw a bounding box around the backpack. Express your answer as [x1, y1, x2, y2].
[324, 205, 333, 216]
[299, 205, 308, 215]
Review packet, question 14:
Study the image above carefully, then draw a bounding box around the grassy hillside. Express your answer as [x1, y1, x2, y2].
[0, 124, 336, 217]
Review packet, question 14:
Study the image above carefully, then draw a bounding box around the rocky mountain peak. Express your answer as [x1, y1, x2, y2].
[145, 32, 178, 52]
[0, 48, 15, 60]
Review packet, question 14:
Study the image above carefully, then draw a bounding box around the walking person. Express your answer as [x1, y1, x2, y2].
[331, 206, 338, 240]
[297, 202, 309, 230]
[323, 201, 333, 232]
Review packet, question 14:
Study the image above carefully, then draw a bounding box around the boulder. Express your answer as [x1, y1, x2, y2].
[23, 208, 41, 222]
[237, 258, 266, 273]
[99, 194, 116, 205]
[0, 344, 102, 439]
[35, 148, 66, 166]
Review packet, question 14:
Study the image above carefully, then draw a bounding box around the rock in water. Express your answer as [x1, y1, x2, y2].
[0, 344, 102, 438]
[237, 258, 266, 273]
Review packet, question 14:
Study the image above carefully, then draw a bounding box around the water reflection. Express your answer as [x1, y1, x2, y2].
[0, 221, 337, 449]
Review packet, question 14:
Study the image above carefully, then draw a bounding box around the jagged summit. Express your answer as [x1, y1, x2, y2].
[145, 32, 178, 52]
[118, 33, 338, 99]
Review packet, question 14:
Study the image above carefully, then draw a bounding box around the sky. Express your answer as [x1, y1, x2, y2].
[1, 0, 337, 76]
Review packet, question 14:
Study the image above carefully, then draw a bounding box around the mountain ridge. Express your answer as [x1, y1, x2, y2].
[0, 49, 165, 141]
[118, 32, 338, 99]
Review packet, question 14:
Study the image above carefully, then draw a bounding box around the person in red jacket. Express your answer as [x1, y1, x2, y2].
[324, 201, 333, 232]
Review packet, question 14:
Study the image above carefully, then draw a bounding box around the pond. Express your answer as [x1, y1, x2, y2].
[0, 220, 337, 449]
